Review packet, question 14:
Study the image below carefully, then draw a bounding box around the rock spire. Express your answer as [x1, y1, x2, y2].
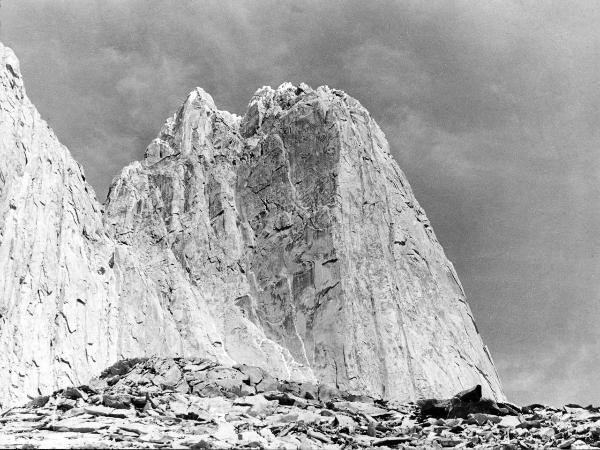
[0, 43, 503, 407]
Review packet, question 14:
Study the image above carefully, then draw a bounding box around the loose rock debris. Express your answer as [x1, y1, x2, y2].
[0, 358, 598, 449]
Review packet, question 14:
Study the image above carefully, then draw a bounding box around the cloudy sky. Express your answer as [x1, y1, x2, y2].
[2, 0, 599, 406]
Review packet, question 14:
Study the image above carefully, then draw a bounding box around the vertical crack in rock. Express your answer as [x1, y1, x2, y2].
[0, 44, 504, 407]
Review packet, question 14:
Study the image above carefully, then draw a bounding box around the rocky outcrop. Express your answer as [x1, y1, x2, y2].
[0, 44, 310, 408]
[0, 42, 503, 407]
[0, 42, 121, 405]
[103, 88, 314, 386]
[104, 82, 504, 402]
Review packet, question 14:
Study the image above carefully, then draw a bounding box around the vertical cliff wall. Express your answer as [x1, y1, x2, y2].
[105, 82, 504, 401]
[0, 42, 503, 406]
[0, 43, 125, 405]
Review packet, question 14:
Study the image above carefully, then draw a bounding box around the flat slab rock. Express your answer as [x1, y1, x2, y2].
[0, 358, 597, 449]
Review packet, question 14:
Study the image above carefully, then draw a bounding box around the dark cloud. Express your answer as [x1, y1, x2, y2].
[2, 0, 599, 405]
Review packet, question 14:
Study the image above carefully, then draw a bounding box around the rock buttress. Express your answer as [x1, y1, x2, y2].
[105, 82, 504, 401]
[0, 41, 504, 405]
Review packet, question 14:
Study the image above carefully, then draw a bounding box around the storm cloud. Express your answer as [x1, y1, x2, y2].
[2, 0, 600, 405]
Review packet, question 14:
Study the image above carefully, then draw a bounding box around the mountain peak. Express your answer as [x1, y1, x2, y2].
[0, 43, 504, 406]
[185, 86, 217, 110]
[1, 43, 24, 98]
[1, 43, 21, 78]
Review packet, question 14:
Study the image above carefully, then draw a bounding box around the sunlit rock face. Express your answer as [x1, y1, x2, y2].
[0, 42, 122, 406]
[105, 81, 504, 402]
[0, 43, 233, 407]
[104, 88, 315, 388]
[0, 42, 504, 406]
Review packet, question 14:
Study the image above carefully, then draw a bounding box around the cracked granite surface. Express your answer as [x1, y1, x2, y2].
[0, 42, 503, 407]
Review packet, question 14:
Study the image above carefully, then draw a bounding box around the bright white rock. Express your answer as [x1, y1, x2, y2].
[0, 43, 504, 406]
[105, 81, 504, 401]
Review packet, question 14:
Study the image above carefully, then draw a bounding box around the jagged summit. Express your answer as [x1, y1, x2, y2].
[0, 43, 503, 407]
[187, 86, 218, 109]
[1, 43, 22, 88]
[240, 82, 367, 139]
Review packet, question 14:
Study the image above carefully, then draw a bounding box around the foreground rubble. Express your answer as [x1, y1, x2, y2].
[0, 358, 598, 449]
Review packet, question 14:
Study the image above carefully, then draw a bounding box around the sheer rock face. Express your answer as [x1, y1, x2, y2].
[0, 43, 121, 405]
[0, 43, 209, 406]
[105, 82, 504, 402]
[0, 44, 219, 407]
[0, 42, 504, 406]
[0, 45, 309, 407]
[104, 89, 314, 385]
